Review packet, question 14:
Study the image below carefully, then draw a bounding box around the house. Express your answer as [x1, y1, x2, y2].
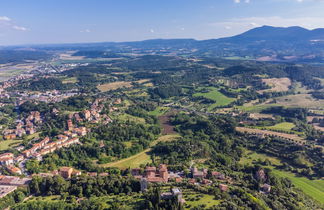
[7, 165, 22, 175]
[67, 120, 73, 131]
[0, 153, 14, 166]
[256, 169, 267, 181]
[261, 184, 271, 193]
[22, 149, 32, 158]
[137, 164, 169, 183]
[83, 110, 91, 120]
[219, 184, 228, 192]
[211, 171, 226, 180]
[72, 169, 81, 176]
[59, 167, 74, 179]
[4, 134, 16, 140]
[131, 168, 141, 176]
[14, 155, 24, 163]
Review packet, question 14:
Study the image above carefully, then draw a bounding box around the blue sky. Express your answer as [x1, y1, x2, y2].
[1, 0, 324, 45]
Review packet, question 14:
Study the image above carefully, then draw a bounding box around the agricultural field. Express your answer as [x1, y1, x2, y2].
[254, 122, 300, 134]
[236, 127, 304, 143]
[97, 81, 133, 92]
[274, 94, 324, 109]
[193, 87, 236, 110]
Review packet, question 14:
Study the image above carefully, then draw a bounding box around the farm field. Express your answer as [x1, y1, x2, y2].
[254, 122, 301, 134]
[274, 94, 324, 109]
[0, 140, 23, 151]
[236, 127, 304, 142]
[97, 81, 132, 92]
[236, 104, 281, 113]
[193, 87, 236, 110]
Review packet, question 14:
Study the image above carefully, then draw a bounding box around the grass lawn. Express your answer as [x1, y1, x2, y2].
[0, 140, 23, 151]
[149, 107, 170, 117]
[117, 113, 146, 123]
[193, 87, 236, 110]
[182, 188, 221, 209]
[100, 134, 180, 169]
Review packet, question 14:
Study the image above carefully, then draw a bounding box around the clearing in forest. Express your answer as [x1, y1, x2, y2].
[97, 81, 133, 92]
[193, 87, 236, 110]
[258, 77, 291, 93]
[100, 134, 180, 169]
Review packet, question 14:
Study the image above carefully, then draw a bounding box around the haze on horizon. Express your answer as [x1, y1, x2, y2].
[1, 0, 324, 46]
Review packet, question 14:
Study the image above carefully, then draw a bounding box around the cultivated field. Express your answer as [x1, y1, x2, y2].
[97, 81, 133, 92]
[236, 127, 304, 143]
[274, 94, 324, 109]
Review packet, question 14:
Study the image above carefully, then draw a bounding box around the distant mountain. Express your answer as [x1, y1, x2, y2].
[4, 25, 324, 62]
[197, 26, 324, 61]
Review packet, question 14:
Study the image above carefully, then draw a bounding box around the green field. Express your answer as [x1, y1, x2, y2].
[100, 135, 180, 169]
[148, 107, 170, 116]
[193, 87, 236, 110]
[271, 169, 324, 204]
[117, 113, 146, 123]
[236, 104, 281, 113]
[240, 150, 324, 204]
[254, 122, 299, 134]
[0, 140, 23, 151]
[183, 188, 221, 209]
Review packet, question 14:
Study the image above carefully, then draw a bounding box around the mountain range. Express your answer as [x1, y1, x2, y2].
[5, 25, 324, 62]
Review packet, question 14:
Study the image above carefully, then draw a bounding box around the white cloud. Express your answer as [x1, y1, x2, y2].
[0, 16, 28, 32]
[80, 29, 91, 33]
[12, 25, 27, 31]
[234, 0, 250, 3]
[0, 16, 11, 21]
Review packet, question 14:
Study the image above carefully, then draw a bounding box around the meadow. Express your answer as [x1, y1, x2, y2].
[193, 87, 236, 110]
[0, 140, 23, 151]
[100, 134, 180, 169]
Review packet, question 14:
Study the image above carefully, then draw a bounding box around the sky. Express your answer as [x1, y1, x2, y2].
[1, 0, 324, 45]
